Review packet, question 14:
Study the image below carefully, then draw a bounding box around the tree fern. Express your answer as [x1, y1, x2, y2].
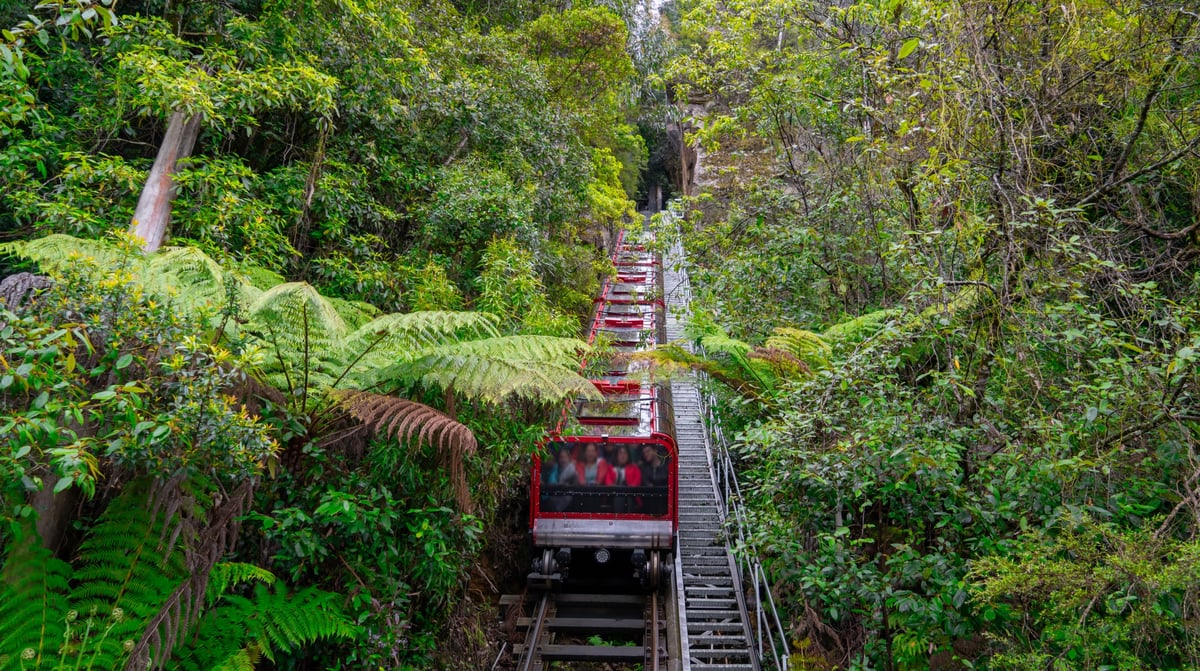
[243, 282, 350, 393]
[6, 234, 599, 514]
[369, 335, 598, 404]
[0, 526, 72, 670]
[821, 308, 901, 345]
[764, 327, 832, 369]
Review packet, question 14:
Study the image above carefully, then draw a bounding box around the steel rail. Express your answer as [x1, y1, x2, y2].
[516, 593, 551, 671]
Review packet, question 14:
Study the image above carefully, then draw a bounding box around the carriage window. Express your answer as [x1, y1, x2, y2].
[539, 441, 672, 516]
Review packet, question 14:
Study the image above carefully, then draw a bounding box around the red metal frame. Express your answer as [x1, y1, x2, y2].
[530, 229, 679, 537]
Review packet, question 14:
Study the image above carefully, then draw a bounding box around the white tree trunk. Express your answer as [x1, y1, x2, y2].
[129, 110, 203, 252]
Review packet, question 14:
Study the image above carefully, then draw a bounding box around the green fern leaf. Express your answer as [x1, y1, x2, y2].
[243, 282, 350, 391]
[696, 332, 752, 358]
[1, 234, 135, 274]
[171, 583, 354, 670]
[210, 648, 257, 671]
[205, 563, 277, 606]
[71, 482, 190, 664]
[144, 246, 262, 316]
[328, 297, 381, 331]
[822, 309, 901, 345]
[369, 335, 597, 404]
[764, 327, 831, 369]
[341, 311, 500, 375]
[0, 524, 72, 670]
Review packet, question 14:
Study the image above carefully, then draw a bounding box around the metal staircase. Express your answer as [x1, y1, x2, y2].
[662, 223, 774, 671]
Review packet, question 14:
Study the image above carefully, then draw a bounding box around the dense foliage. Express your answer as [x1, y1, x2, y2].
[0, 0, 647, 667]
[662, 0, 1200, 668]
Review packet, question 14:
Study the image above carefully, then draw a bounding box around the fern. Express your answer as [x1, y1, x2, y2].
[334, 390, 480, 509]
[143, 247, 263, 317]
[328, 297, 380, 331]
[210, 648, 256, 671]
[764, 327, 832, 369]
[333, 390, 477, 456]
[204, 564, 276, 607]
[0, 525, 72, 670]
[1, 234, 134, 274]
[821, 309, 901, 345]
[244, 282, 350, 392]
[369, 335, 598, 404]
[2, 234, 260, 328]
[71, 482, 191, 669]
[341, 310, 500, 373]
[171, 583, 354, 671]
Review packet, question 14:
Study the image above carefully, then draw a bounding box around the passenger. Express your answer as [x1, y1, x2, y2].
[544, 447, 577, 512]
[604, 445, 642, 486]
[641, 444, 669, 487]
[577, 443, 612, 485]
[549, 447, 579, 485]
[602, 441, 619, 466]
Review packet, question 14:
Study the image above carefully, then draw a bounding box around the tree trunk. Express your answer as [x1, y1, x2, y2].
[31, 472, 78, 553]
[129, 111, 203, 252]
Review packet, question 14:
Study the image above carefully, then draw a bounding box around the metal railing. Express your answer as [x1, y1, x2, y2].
[699, 379, 791, 670]
[660, 203, 790, 670]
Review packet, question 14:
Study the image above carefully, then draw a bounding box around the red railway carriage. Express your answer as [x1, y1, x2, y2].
[529, 231, 678, 589]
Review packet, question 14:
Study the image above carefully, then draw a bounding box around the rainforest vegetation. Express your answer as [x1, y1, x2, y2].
[0, 0, 1198, 669]
[660, 0, 1200, 669]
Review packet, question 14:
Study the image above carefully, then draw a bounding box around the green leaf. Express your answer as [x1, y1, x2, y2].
[115, 353, 134, 370]
[898, 38, 920, 60]
[53, 475, 74, 493]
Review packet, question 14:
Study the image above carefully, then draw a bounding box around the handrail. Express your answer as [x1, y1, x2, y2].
[700, 381, 791, 670]
[660, 203, 791, 670]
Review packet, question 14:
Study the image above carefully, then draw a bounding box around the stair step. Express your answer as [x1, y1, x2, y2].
[688, 621, 746, 632]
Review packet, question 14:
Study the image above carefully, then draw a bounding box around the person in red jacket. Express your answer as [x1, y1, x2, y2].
[604, 445, 642, 487]
[578, 443, 612, 486]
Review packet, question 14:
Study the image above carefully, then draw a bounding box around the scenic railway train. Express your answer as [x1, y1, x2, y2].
[528, 228, 678, 590]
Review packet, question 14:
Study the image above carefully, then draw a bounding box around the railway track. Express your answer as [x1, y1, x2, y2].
[502, 588, 673, 670]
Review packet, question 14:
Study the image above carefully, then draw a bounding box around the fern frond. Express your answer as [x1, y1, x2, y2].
[205, 563, 277, 607]
[822, 309, 901, 345]
[332, 390, 478, 456]
[243, 282, 350, 391]
[144, 246, 261, 316]
[696, 332, 752, 358]
[63, 482, 190, 670]
[764, 327, 831, 369]
[332, 390, 480, 509]
[0, 524, 72, 669]
[1, 234, 135, 274]
[210, 648, 256, 671]
[328, 297, 381, 331]
[747, 347, 810, 381]
[172, 584, 354, 670]
[372, 335, 597, 405]
[342, 311, 501, 375]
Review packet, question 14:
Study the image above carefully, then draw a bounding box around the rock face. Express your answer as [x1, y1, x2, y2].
[0, 272, 52, 317]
